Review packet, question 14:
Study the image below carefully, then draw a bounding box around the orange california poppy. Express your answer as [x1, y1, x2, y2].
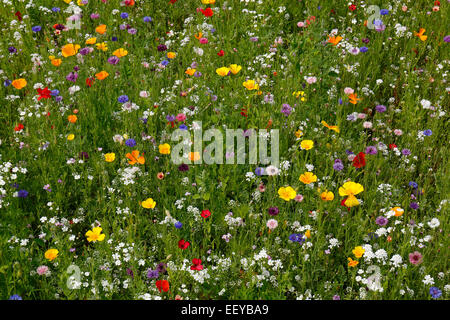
[328, 35, 343, 46]
[414, 28, 427, 41]
[348, 93, 361, 104]
[126, 150, 145, 165]
[95, 24, 107, 35]
[95, 71, 109, 80]
[321, 120, 340, 133]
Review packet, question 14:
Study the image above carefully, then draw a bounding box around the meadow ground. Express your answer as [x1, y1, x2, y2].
[0, 0, 449, 300]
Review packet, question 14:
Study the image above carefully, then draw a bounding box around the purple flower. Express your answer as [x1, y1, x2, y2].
[8, 46, 17, 54]
[90, 13, 100, 19]
[443, 35, 450, 43]
[120, 12, 129, 19]
[17, 190, 29, 198]
[66, 72, 78, 83]
[360, 46, 368, 53]
[166, 115, 176, 122]
[401, 149, 411, 156]
[281, 104, 292, 116]
[250, 37, 259, 42]
[380, 9, 389, 15]
[146, 269, 159, 279]
[125, 139, 136, 147]
[375, 105, 386, 113]
[255, 167, 264, 176]
[157, 44, 167, 52]
[175, 221, 182, 229]
[32, 26, 42, 33]
[128, 28, 137, 35]
[365, 146, 377, 155]
[268, 207, 279, 216]
[410, 202, 419, 210]
[375, 216, 388, 226]
[156, 262, 167, 274]
[108, 56, 120, 65]
[423, 129, 432, 136]
[429, 287, 442, 299]
[178, 164, 189, 172]
[409, 181, 418, 189]
[333, 159, 344, 171]
[161, 60, 169, 66]
[79, 47, 91, 56]
[118, 95, 129, 103]
[143, 16, 152, 23]
[333, 295, 340, 300]
[362, 38, 370, 44]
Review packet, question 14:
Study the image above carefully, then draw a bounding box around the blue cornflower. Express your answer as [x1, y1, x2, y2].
[9, 294, 22, 300]
[423, 129, 432, 136]
[380, 9, 389, 15]
[17, 190, 28, 198]
[111, 36, 118, 42]
[409, 181, 418, 189]
[4, 80, 12, 87]
[179, 124, 188, 130]
[52, 7, 60, 13]
[289, 233, 305, 244]
[175, 221, 182, 229]
[255, 167, 264, 176]
[120, 12, 129, 19]
[143, 16, 152, 23]
[50, 89, 59, 96]
[161, 60, 169, 66]
[146, 269, 159, 279]
[32, 26, 42, 32]
[125, 139, 136, 147]
[360, 46, 368, 53]
[118, 95, 129, 103]
[429, 287, 442, 299]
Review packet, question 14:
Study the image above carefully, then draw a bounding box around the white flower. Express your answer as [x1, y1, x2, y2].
[428, 218, 440, 229]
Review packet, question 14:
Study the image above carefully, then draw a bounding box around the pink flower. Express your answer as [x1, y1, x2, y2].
[363, 121, 372, 129]
[294, 194, 303, 202]
[176, 113, 186, 122]
[37, 265, 49, 276]
[306, 76, 317, 84]
[401, 5, 408, 12]
[348, 154, 356, 162]
[297, 21, 305, 27]
[357, 113, 366, 119]
[394, 129, 403, 136]
[344, 87, 354, 95]
[266, 219, 278, 230]
[199, 37, 208, 44]
[409, 251, 423, 265]
[139, 91, 149, 98]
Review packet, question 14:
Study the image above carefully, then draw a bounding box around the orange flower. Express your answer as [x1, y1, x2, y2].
[328, 35, 342, 46]
[95, 24, 107, 34]
[126, 150, 145, 165]
[189, 152, 201, 161]
[185, 68, 196, 76]
[348, 93, 361, 104]
[321, 120, 340, 133]
[11, 79, 27, 90]
[95, 71, 109, 80]
[414, 28, 427, 41]
[113, 48, 128, 58]
[68, 115, 77, 123]
[61, 43, 80, 58]
[194, 32, 203, 40]
[51, 59, 62, 67]
[348, 257, 359, 267]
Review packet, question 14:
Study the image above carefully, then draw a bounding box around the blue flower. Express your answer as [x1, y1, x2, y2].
[4, 80, 12, 87]
[175, 221, 182, 229]
[125, 139, 136, 147]
[179, 124, 188, 130]
[111, 36, 118, 42]
[9, 294, 22, 300]
[50, 89, 60, 96]
[32, 26, 42, 33]
[143, 16, 152, 23]
[380, 9, 389, 15]
[409, 181, 418, 189]
[118, 95, 129, 103]
[255, 167, 264, 176]
[120, 12, 129, 19]
[423, 129, 432, 136]
[161, 60, 169, 66]
[360, 46, 368, 53]
[52, 7, 60, 13]
[429, 287, 442, 299]
[17, 190, 29, 198]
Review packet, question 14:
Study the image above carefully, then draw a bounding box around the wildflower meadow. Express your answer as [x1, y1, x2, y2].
[0, 0, 449, 302]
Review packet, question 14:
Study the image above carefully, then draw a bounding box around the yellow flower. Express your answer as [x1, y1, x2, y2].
[142, 198, 156, 209]
[295, 130, 303, 138]
[243, 79, 259, 90]
[159, 143, 171, 155]
[305, 230, 311, 239]
[113, 48, 128, 58]
[11, 79, 27, 90]
[85, 37, 97, 45]
[167, 52, 176, 59]
[104, 153, 115, 162]
[95, 71, 109, 80]
[63, 0, 72, 3]
[85, 227, 105, 242]
[278, 186, 296, 201]
[51, 58, 62, 67]
[339, 181, 364, 197]
[300, 140, 314, 150]
[67, 134, 75, 141]
[95, 24, 107, 35]
[229, 64, 242, 75]
[201, 0, 216, 4]
[352, 246, 365, 258]
[320, 191, 334, 201]
[321, 120, 340, 133]
[61, 43, 80, 58]
[185, 68, 196, 76]
[348, 257, 359, 267]
[299, 172, 317, 184]
[216, 67, 230, 77]
[96, 42, 108, 51]
[45, 249, 59, 261]
[344, 195, 360, 207]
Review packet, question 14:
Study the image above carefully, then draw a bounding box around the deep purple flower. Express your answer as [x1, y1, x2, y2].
[79, 152, 89, 160]
[157, 44, 167, 52]
[375, 105, 386, 113]
[444, 35, 450, 43]
[362, 38, 370, 44]
[17, 190, 28, 198]
[79, 47, 91, 56]
[268, 207, 279, 216]
[410, 202, 419, 210]
[375, 216, 388, 226]
[156, 262, 167, 274]
[8, 46, 17, 54]
[127, 268, 134, 278]
[365, 146, 377, 155]
[178, 164, 189, 172]
[66, 72, 78, 83]
[111, 36, 118, 41]
[281, 104, 292, 116]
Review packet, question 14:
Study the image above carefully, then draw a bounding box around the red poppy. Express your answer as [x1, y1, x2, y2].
[200, 8, 213, 17]
[201, 209, 211, 219]
[217, 50, 224, 56]
[190, 259, 203, 271]
[155, 280, 170, 293]
[169, 0, 177, 4]
[86, 77, 94, 87]
[389, 144, 397, 150]
[178, 239, 190, 250]
[340, 199, 351, 211]
[352, 152, 366, 168]
[349, 4, 356, 11]
[14, 123, 24, 132]
[37, 87, 52, 101]
[15, 11, 22, 21]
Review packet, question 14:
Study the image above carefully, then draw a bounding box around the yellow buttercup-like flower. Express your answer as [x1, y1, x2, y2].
[45, 249, 59, 261]
[216, 67, 230, 77]
[339, 181, 364, 207]
[159, 143, 171, 155]
[142, 198, 156, 209]
[85, 227, 106, 242]
[185, 68, 196, 76]
[67, 134, 75, 141]
[243, 79, 259, 90]
[278, 186, 296, 201]
[85, 37, 97, 45]
[229, 64, 242, 75]
[96, 42, 108, 51]
[104, 153, 115, 162]
[300, 140, 314, 150]
[167, 52, 176, 59]
[299, 172, 317, 185]
[61, 43, 80, 58]
[201, 0, 216, 4]
[113, 48, 128, 58]
[352, 246, 365, 258]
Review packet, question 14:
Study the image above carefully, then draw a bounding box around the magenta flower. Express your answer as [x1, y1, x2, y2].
[409, 251, 423, 265]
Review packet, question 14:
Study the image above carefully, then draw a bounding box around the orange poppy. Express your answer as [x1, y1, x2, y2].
[95, 24, 107, 35]
[414, 28, 427, 41]
[348, 93, 361, 104]
[95, 71, 109, 80]
[126, 150, 145, 165]
[328, 35, 342, 46]
[68, 115, 77, 123]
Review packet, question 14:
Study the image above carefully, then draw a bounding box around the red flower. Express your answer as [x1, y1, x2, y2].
[349, 4, 356, 11]
[389, 144, 397, 150]
[86, 77, 94, 87]
[178, 239, 190, 250]
[155, 280, 170, 293]
[37, 87, 52, 101]
[201, 209, 211, 219]
[190, 259, 203, 271]
[340, 199, 351, 211]
[14, 123, 24, 132]
[15, 11, 22, 21]
[217, 50, 224, 56]
[169, 0, 177, 4]
[352, 152, 366, 168]
[200, 8, 213, 17]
